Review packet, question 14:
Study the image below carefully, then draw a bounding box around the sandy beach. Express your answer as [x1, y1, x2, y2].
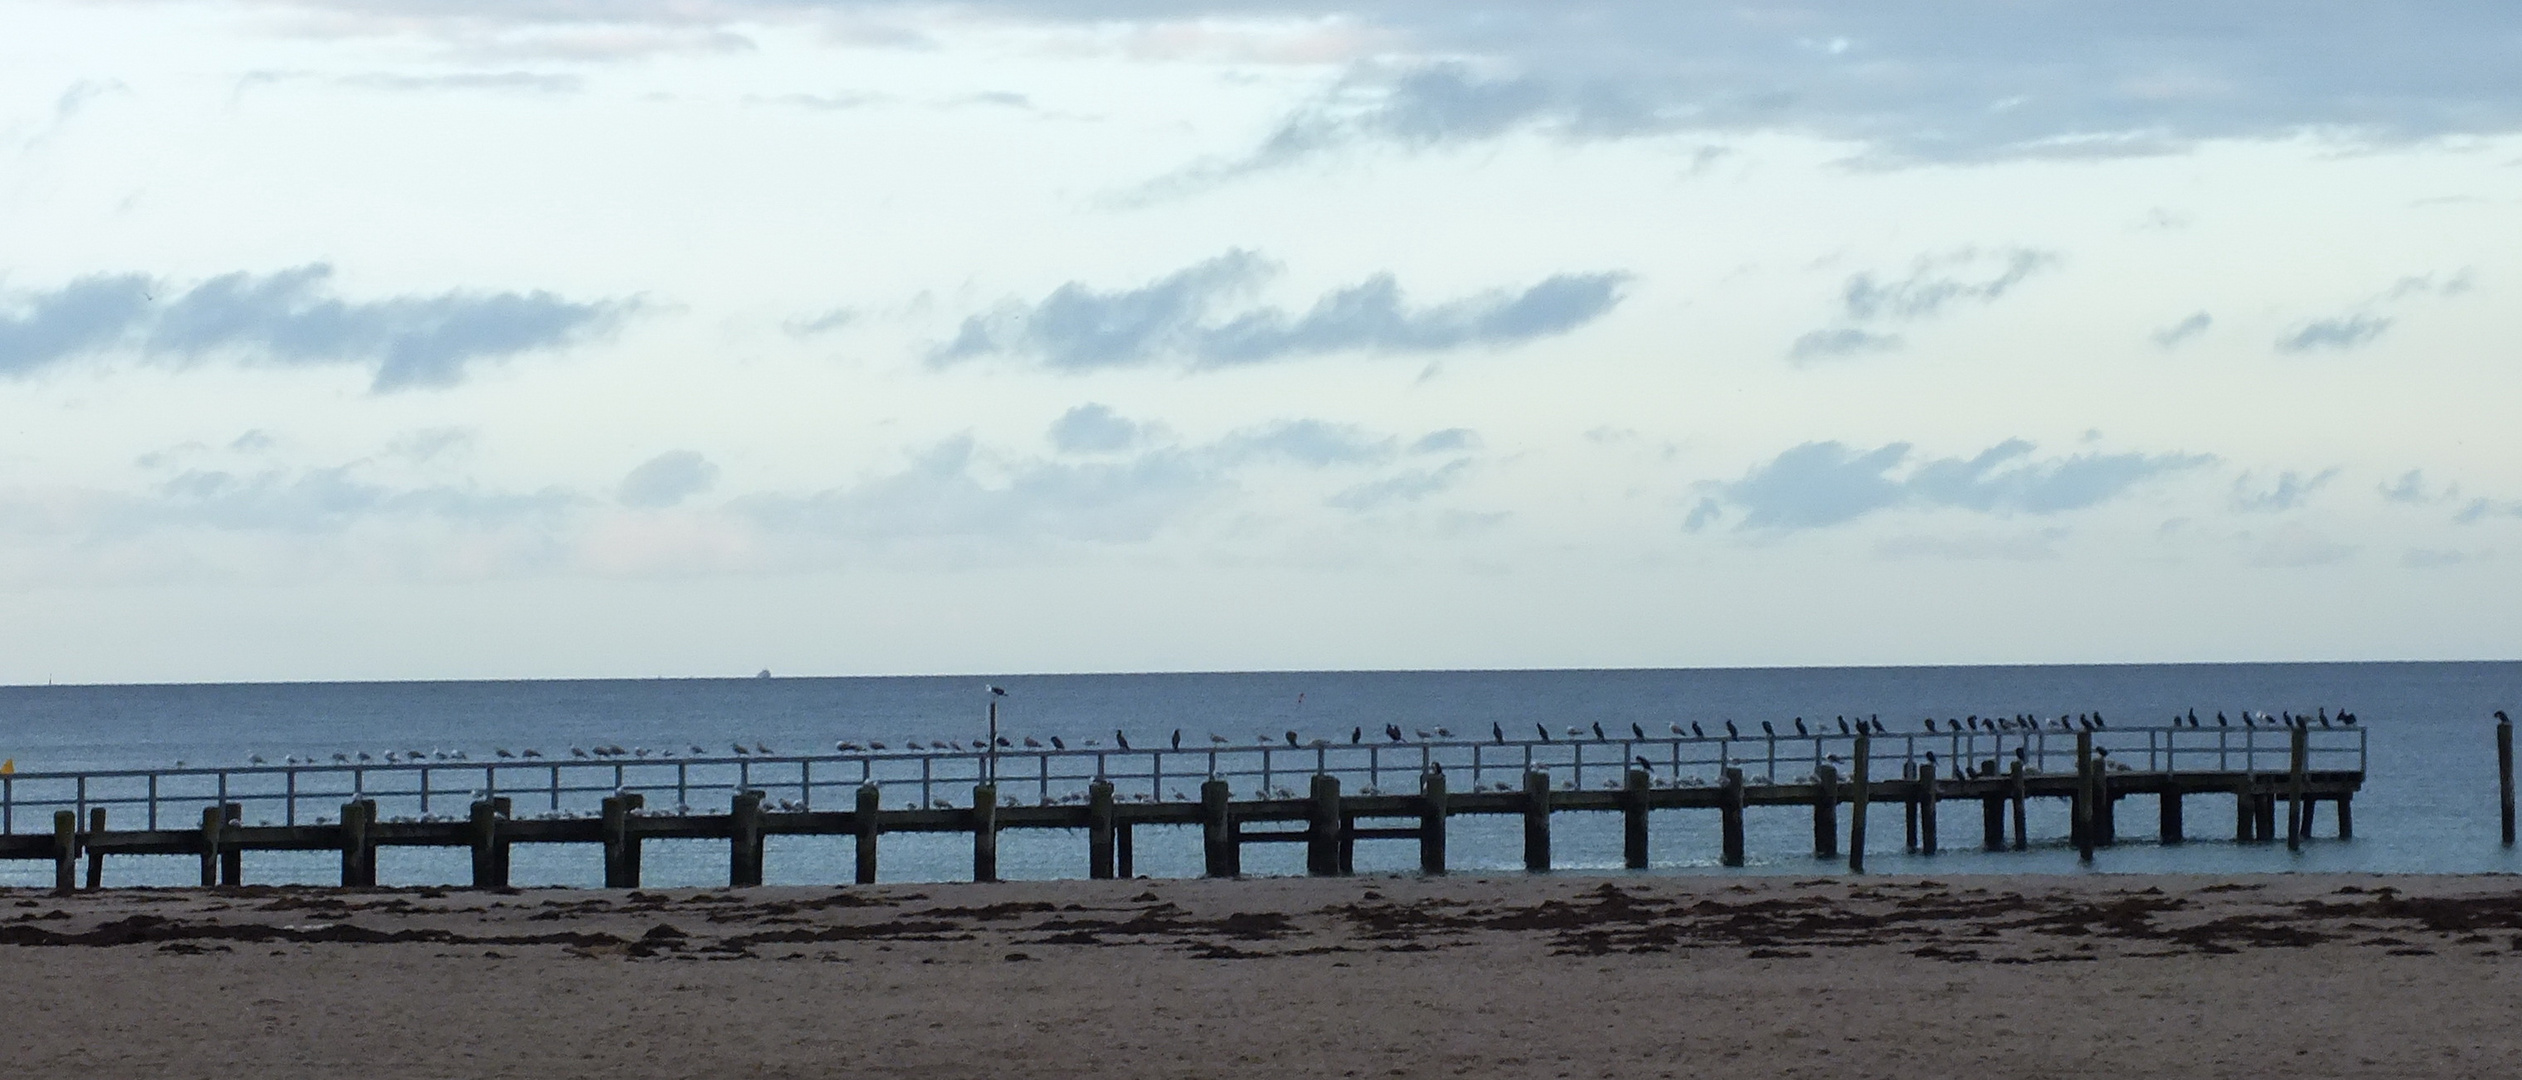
[4, 872, 2520, 1078]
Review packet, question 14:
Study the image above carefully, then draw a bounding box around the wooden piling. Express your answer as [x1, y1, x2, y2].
[2255, 792, 2278, 841]
[220, 803, 242, 887]
[2233, 777, 2253, 842]
[1200, 779, 1235, 877]
[1916, 762, 1939, 856]
[734, 789, 768, 886]
[2502, 718, 2516, 846]
[1419, 769, 1448, 875]
[2287, 725, 2309, 852]
[1116, 820, 1135, 878]
[83, 807, 105, 890]
[1087, 780, 1117, 880]
[201, 804, 225, 887]
[1621, 769, 1651, 870]
[969, 785, 997, 883]
[1306, 773, 1342, 876]
[1812, 764, 1839, 859]
[1902, 761, 1920, 852]
[469, 799, 505, 888]
[854, 783, 881, 884]
[52, 810, 76, 893]
[1522, 770, 1551, 873]
[2094, 765, 2115, 847]
[491, 797, 512, 883]
[1981, 793, 2004, 852]
[2073, 731, 2095, 863]
[2008, 760, 2027, 852]
[2160, 781, 2184, 844]
[2337, 793, 2354, 840]
[1719, 767, 1746, 868]
[339, 799, 376, 887]
[600, 794, 642, 888]
[1848, 734, 1870, 873]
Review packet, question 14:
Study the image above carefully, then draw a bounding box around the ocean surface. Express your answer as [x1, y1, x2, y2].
[0, 661, 2514, 888]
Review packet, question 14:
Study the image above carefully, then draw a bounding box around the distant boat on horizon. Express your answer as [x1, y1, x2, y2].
[755, 669, 773, 679]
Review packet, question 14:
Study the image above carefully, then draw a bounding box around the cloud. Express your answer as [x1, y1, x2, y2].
[2379, 469, 2454, 505]
[1873, 530, 2063, 561]
[129, 466, 579, 535]
[1792, 248, 2056, 361]
[2276, 313, 2392, 353]
[1212, 419, 1392, 466]
[1326, 458, 1472, 510]
[2230, 468, 2339, 512]
[1697, 437, 2213, 531]
[933, 250, 1625, 371]
[785, 307, 856, 335]
[2246, 525, 2356, 568]
[2403, 548, 2479, 568]
[0, 265, 625, 391]
[1409, 428, 1479, 453]
[338, 72, 583, 94]
[1048, 403, 1143, 453]
[2151, 311, 2212, 348]
[618, 451, 720, 509]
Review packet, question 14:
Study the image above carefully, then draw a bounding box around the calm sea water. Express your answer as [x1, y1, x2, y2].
[0, 661, 2514, 888]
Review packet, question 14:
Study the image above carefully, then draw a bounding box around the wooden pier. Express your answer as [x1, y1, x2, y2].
[0, 723, 2365, 889]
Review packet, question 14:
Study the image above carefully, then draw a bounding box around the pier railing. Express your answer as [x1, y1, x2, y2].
[0, 724, 2364, 834]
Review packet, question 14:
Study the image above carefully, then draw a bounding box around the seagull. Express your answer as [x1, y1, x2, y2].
[495, 748, 515, 759]
[1435, 727, 1453, 738]
[521, 748, 543, 759]
[249, 754, 267, 765]
[729, 744, 747, 756]
[987, 684, 1007, 697]
[1415, 729, 1434, 741]
[755, 743, 774, 755]
[1669, 722, 1685, 736]
[356, 752, 372, 762]
[1023, 737, 1042, 749]
[868, 741, 887, 750]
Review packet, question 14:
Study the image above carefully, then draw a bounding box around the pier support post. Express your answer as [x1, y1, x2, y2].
[52, 811, 76, 893]
[1719, 767, 1746, 868]
[2255, 792, 2277, 842]
[2073, 731, 2095, 863]
[854, 784, 880, 884]
[1088, 780, 1117, 880]
[84, 807, 104, 890]
[1916, 761, 1939, 856]
[1522, 770, 1552, 873]
[2337, 793, 2354, 840]
[1200, 779, 1236, 877]
[1982, 793, 2004, 852]
[1622, 769, 1651, 870]
[2094, 765, 2115, 847]
[220, 803, 242, 887]
[970, 784, 997, 883]
[1903, 762, 1919, 852]
[1812, 764, 1839, 859]
[1117, 820, 1135, 878]
[1848, 734, 1871, 873]
[2008, 760, 2028, 852]
[468, 799, 510, 889]
[199, 805, 223, 887]
[2234, 778, 2253, 842]
[2160, 782, 2184, 845]
[1419, 769, 1448, 875]
[2502, 718, 2516, 846]
[602, 793, 646, 888]
[339, 799, 376, 887]
[1307, 773, 1342, 876]
[2287, 725, 2309, 852]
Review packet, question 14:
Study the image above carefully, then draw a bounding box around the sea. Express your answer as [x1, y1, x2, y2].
[0, 661, 2514, 889]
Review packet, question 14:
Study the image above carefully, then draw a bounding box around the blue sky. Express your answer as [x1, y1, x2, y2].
[1, 1, 2517, 681]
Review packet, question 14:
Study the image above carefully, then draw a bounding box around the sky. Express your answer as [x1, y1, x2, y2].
[2, 1, 2518, 682]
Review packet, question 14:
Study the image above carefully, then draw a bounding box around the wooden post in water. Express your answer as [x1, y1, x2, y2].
[1200, 779, 1235, 877]
[969, 785, 997, 883]
[1087, 780, 1117, 880]
[469, 799, 506, 888]
[854, 783, 881, 884]
[1902, 761, 1919, 852]
[2073, 731, 2095, 863]
[2336, 794, 2354, 840]
[84, 807, 105, 890]
[220, 803, 242, 887]
[1621, 769, 1651, 870]
[2502, 718, 2516, 846]
[1522, 770, 1552, 873]
[2255, 792, 2277, 841]
[1981, 792, 2004, 851]
[2094, 763, 2115, 847]
[2234, 776, 2254, 842]
[1419, 769, 1448, 875]
[2287, 724, 2309, 852]
[1719, 767, 1746, 868]
[1848, 734, 1870, 873]
[1916, 758, 1939, 856]
[202, 804, 225, 887]
[52, 810, 76, 893]
[1306, 773, 1342, 876]
[1117, 819, 1135, 878]
[339, 800, 376, 887]
[2008, 759, 2027, 852]
[2159, 780, 2184, 845]
[1812, 764, 1839, 859]
[601, 794, 643, 888]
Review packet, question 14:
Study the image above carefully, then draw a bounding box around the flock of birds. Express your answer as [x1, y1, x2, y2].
[233, 706, 2362, 770]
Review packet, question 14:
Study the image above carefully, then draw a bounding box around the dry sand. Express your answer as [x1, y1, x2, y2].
[3, 872, 2520, 1078]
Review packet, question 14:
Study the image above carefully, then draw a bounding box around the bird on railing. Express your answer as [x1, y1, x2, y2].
[1350, 727, 1363, 745]
[1794, 717, 1808, 736]
[1633, 755, 1653, 772]
[1692, 722, 1706, 739]
[1023, 737, 1043, 749]
[1536, 724, 1552, 743]
[1724, 720, 1739, 739]
[495, 748, 514, 759]
[867, 741, 887, 750]
[1416, 728, 1435, 741]
[1760, 720, 1775, 737]
[356, 752, 373, 762]
[757, 743, 776, 755]
[1115, 731, 1132, 750]
[1632, 722, 1647, 740]
[1285, 731, 1300, 748]
[1591, 722, 1607, 740]
[1564, 725, 1582, 739]
[2340, 712, 2357, 726]
[249, 754, 267, 764]
[1388, 725, 1407, 743]
[728, 743, 748, 756]
[1836, 716, 1850, 735]
[1171, 729, 1183, 750]
[1496, 722, 1508, 743]
[1050, 736, 1066, 750]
